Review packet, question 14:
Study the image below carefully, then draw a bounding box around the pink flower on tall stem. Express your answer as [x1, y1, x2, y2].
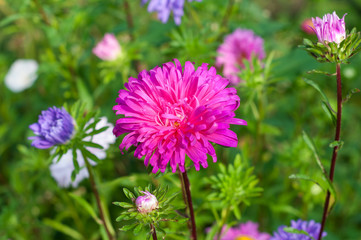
[219, 221, 271, 240]
[113, 59, 247, 173]
[216, 29, 265, 85]
[311, 11, 347, 44]
[92, 33, 121, 61]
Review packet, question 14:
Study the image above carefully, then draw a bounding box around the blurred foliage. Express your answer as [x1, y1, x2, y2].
[1, 0, 361, 239]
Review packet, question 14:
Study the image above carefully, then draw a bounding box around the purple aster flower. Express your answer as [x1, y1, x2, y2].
[216, 29, 265, 85]
[50, 117, 116, 188]
[311, 11, 347, 44]
[135, 191, 159, 214]
[113, 59, 247, 173]
[29, 107, 74, 149]
[271, 219, 327, 240]
[218, 221, 271, 240]
[141, 0, 201, 25]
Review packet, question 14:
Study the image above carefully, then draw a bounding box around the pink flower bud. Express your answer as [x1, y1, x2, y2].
[135, 191, 158, 214]
[311, 11, 347, 44]
[301, 19, 315, 35]
[92, 33, 121, 61]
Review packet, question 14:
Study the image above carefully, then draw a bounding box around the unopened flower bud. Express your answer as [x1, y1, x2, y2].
[135, 191, 158, 214]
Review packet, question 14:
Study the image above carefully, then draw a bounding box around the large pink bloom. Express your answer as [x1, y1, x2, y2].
[216, 29, 265, 85]
[113, 59, 246, 173]
[219, 221, 271, 240]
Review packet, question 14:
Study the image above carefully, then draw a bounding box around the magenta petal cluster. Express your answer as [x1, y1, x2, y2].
[311, 11, 347, 44]
[219, 221, 271, 240]
[92, 33, 121, 61]
[113, 59, 246, 173]
[216, 28, 265, 85]
[135, 191, 159, 214]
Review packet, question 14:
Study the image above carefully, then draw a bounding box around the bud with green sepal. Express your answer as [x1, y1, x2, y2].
[301, 12, 361, 64]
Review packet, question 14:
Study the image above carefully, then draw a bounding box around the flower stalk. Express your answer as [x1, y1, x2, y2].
[83, 156, 115, 240]
[150, 223, 158, 240]
[318, 63, 342, 240]
[180, 170, 197, 240]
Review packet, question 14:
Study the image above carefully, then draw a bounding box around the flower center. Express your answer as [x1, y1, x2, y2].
[156, 98, 192, 128]
[236, 236, 254, 240]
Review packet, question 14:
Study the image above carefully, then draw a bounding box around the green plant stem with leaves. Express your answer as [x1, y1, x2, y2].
[179, 170, 197, 240]
[216, 206, 231, 240]
[318, 63, 342, 240]
[83, 155, 115, 240]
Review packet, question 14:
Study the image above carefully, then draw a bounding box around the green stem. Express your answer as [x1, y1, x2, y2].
[317, 63, 342, 240]
[83, 156, 115, 240]
[216, 206, 231, 240]
[33, 0, 50, 25]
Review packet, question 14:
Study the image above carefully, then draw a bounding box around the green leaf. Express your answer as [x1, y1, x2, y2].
[80, 148, 100, 163]
[68, 193, 101, 224]
[343, 88, 360, 103]
[85, 126, 109, 137]
[289, 174, 322, 189]
[283, 227, 316, 240]
[72, 148, 80, 173]
[82, 141, 104, 149]
[303, 38, 314, 47]
[113, 202, 134, 208]
[329, 140, 344, 149]
[302, 131, 327, 176]
[123, 188, 136, 199]
[307, 69, 335, 76]
[119, 223, 138, 231]
[133, 224, 143, 234]
[303, 78, 330, 103]
[43, 218, 84, 240]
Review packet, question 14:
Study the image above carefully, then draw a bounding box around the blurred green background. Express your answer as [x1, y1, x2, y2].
[1, 0, 361, 239]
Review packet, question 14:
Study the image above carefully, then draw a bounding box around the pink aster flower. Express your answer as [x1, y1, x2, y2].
[219, 221, 271, 240]
[92, 33, 121, 61]
[301, 19, 315, 35]
[216, 29, 265, 85]
[113, 59, 247, 173]
[311, 11, 347, 44]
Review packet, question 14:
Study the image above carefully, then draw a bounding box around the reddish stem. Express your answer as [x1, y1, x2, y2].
[318, 63, 342, 240]
[181, 170, 197, 240]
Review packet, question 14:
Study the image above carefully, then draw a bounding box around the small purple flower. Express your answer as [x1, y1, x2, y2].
[92, 33, 122, 61]
[311, 11, 347, 44]
[135, 191, 158, 214]
[218, 221, 271, 240]
[271, 219, 327, 240]
[29, 107, 74, 149]
[141, 0, 201, 25]
[216, 28, 265, 85]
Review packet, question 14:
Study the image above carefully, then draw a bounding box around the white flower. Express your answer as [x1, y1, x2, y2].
[4, 59, 38, 92]
[50, 117, 116, 188]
